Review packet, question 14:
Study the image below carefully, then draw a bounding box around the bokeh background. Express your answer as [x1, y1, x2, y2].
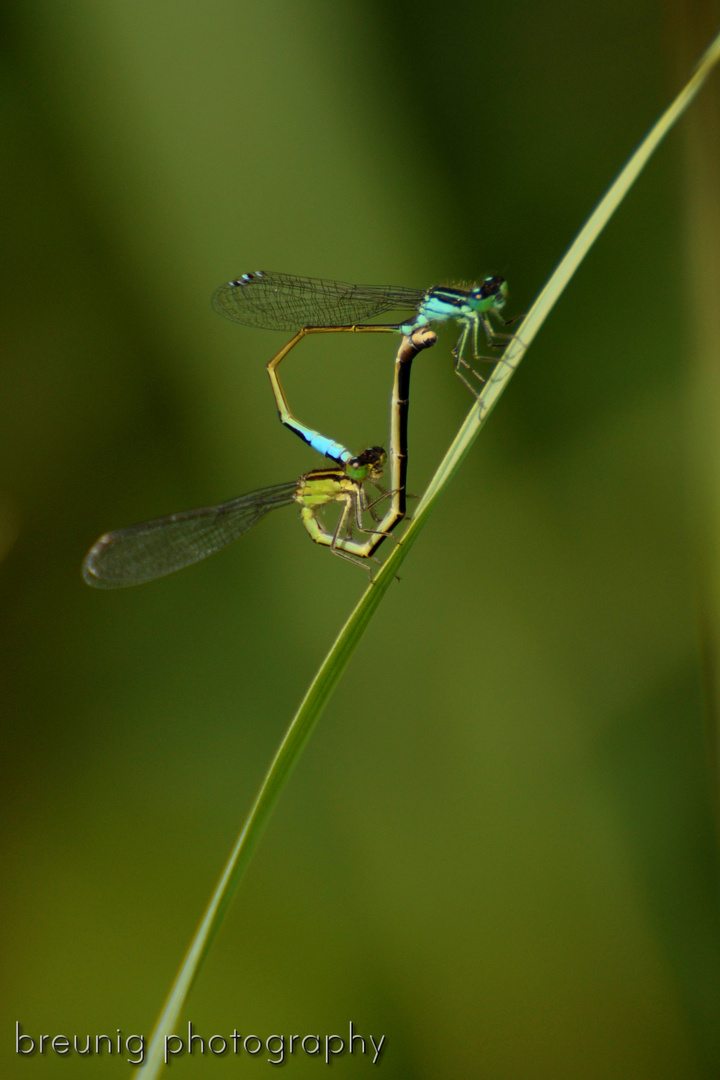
[3, 1, 720, 1076]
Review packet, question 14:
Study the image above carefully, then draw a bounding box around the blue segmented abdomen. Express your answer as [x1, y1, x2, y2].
[297, 428, 353, 464]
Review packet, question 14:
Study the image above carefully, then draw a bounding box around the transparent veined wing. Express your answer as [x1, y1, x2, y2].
[212, 270, 424, 332]
[83, 481, 299, 587]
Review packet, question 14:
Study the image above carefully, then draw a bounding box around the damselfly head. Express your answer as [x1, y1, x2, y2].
[347, 446, 386, 481]
[470, 275, 507, 311]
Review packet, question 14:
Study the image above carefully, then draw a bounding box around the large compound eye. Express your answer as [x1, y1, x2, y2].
[355, 446, 385, 470]
[483, 275, 507, 306]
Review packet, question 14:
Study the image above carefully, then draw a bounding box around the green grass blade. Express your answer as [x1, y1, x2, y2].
[136, 28, 720, 1079]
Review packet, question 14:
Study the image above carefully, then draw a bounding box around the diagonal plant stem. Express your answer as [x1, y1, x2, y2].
[137, 28, 720, 1079]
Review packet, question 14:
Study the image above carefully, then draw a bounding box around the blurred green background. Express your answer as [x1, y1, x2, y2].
[3, 1, 720, 1076]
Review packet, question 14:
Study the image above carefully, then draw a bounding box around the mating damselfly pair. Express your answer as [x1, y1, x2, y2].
[83, 271, 515, 587]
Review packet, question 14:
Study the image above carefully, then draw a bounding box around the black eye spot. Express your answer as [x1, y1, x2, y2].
[479, 275, 504, 299]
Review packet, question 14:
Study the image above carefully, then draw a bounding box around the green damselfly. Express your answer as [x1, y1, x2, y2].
[82, 330, 436, 585]
[83, 448, 389, 585]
